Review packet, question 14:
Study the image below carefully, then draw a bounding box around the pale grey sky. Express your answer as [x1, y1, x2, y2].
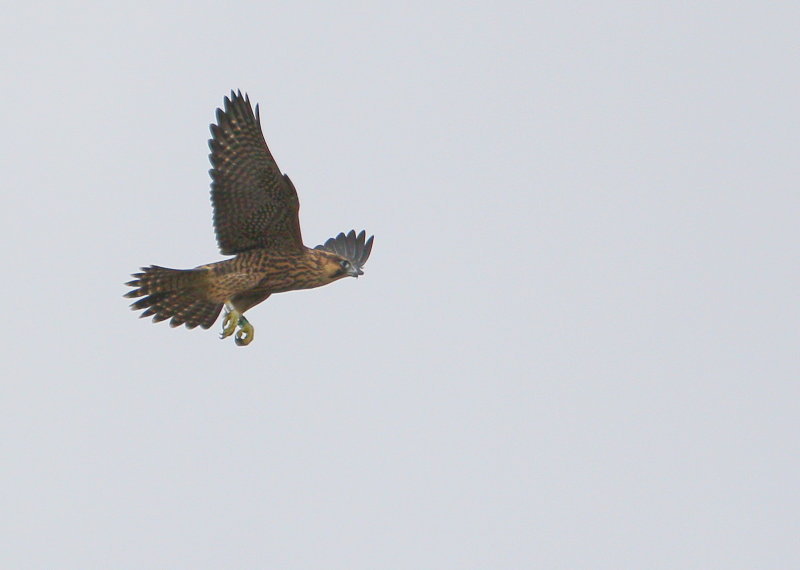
[2, 2, 799, 568]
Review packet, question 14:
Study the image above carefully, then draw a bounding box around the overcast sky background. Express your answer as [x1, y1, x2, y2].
[1, 2, 798, 568]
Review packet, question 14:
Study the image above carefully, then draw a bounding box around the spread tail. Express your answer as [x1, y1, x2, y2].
[125, 266, 223, 329]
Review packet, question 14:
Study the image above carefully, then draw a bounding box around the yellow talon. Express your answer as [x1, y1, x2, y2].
[235, 319, 254, 346]
[220, 307, 240, 339]
[221, 305, 254, 345]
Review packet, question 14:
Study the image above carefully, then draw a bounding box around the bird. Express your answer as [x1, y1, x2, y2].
[125, 90, 374, 346]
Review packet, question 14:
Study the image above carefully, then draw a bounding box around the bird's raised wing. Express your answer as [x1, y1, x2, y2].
[209, 90, 303, 255]
[315, 230, 374, 275]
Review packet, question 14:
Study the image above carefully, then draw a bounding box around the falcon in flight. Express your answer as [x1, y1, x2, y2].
[125, 91, 374, 346]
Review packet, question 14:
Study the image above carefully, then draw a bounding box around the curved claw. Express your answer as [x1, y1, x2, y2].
[220, 308, 240, 339]
[234, 319, 254, 346]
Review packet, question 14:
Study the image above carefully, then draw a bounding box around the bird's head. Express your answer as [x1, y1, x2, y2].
[315, 230, 374, 280]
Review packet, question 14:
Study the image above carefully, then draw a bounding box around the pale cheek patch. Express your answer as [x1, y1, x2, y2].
[328, 263, 343, 279]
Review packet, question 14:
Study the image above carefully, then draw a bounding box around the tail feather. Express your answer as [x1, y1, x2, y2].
[125, 266, 223, 330]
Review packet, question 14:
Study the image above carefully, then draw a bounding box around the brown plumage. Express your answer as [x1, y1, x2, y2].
[125, 91, 374, 345]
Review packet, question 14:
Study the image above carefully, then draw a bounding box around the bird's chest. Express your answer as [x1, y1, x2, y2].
[228, 251, 330, 294]
[256, 272, 299, 293]
[256, 270, 327, 293]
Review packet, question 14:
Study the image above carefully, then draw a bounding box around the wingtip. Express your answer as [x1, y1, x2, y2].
[361, 234, 374, 266]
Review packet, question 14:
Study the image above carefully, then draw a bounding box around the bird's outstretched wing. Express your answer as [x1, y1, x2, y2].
[209, 90, 303, 255]
[315, 230, 374, 275]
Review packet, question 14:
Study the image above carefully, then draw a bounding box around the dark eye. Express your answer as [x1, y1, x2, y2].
[340, 260, 351, 269]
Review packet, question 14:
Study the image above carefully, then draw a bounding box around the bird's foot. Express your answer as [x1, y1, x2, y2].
[220, 307, 241, 339]
[221, 307, 254, 346]
[234, 315, 254, 346]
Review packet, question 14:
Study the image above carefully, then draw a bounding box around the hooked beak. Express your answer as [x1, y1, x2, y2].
[346, 266, 363, 278]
